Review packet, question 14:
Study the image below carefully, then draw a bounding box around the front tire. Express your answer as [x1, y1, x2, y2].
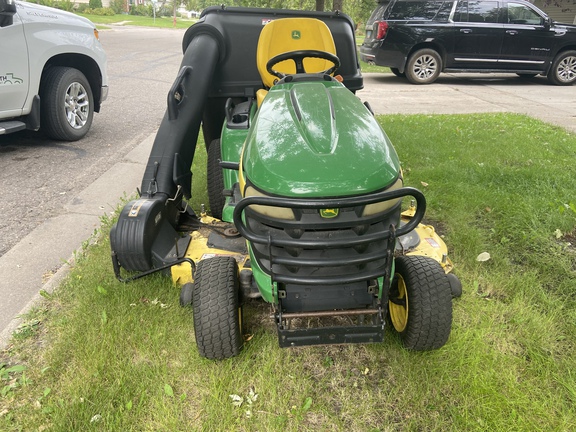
[405, 49, 442, 84]
[192, 257, 242, 359]
[40, 67, 94, 141]
[389, 255, 452, 350]
[547, 50, 576, 86]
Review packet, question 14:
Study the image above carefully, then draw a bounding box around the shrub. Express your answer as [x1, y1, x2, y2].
[88, 0, 102, 8]
[129, 4, 152, 16]
[109, 0, 125, 14]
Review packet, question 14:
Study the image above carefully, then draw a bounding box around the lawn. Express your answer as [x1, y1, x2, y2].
[80, 13, 196, 29]
[1, 113, 575, 431]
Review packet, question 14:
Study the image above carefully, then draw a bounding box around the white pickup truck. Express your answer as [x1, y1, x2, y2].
[0, 0, 108, 141]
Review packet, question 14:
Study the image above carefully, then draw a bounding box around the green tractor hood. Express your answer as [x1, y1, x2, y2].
[242, 80, 400, 197]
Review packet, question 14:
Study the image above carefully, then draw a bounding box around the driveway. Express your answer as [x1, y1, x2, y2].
[358, 73, 576, 134]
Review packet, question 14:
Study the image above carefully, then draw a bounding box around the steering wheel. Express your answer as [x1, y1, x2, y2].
[266, 50, 341, 80]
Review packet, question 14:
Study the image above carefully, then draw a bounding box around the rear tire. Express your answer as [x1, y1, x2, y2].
[547, 50, 576, 86]
[40, 66, 94, 141]
[192, 257, 242, 359]
[405, 49, 442, 84]
[207, 139, 225, 220]
[389, 255, 452, 350]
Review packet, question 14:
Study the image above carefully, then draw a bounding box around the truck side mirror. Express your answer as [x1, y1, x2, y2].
[543, 16, 552, 30]
[0, 0, 17, 27]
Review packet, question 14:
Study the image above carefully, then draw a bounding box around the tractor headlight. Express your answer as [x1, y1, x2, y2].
[244, 186, 296, 220]
[362, 177, 403, 217]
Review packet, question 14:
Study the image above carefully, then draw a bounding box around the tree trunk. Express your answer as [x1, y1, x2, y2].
[315, 0, 324, 11]
[332, 0, 343, 12]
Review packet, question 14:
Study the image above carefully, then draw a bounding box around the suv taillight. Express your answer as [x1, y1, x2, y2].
[374, 21, 389, 40]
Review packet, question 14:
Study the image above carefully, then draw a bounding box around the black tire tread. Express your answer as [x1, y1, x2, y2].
[393, 255, 452, 350]
[192, 257, 241, 359]
[207, 139, 225, 220]
[40, 66, 93, 141]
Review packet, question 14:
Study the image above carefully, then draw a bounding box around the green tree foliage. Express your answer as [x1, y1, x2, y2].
[184, 0, 377, 27]
[109, 0, 126, 14]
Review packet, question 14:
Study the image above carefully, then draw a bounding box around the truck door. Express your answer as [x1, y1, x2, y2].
[450, 0, 504, 68]
[499, 1, 555, 71]
[0, 9, 29, 116]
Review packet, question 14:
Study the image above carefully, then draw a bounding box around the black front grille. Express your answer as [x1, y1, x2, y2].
[233, 187, 426, 286]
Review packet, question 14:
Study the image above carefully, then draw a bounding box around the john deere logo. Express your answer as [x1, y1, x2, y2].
[291, 30, 301, 40]
[320, 208, 339, 218]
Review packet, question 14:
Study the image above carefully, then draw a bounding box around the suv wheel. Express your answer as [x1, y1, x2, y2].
[405, 49, 442, 84]
[547, 50, 576, 86]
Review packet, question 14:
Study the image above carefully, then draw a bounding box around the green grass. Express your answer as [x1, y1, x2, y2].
[80, 13, 196, 29]
[1, 114, 576, 431]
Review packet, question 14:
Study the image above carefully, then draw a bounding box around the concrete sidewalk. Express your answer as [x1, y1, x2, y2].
[1, 73, 574, 350]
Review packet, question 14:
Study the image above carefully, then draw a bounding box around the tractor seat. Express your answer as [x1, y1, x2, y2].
[256, 18, 337, 105]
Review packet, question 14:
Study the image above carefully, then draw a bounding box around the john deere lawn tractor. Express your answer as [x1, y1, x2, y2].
[110, 6, 461, 359]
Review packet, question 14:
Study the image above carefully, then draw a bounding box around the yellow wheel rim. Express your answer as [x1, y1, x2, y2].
[389, 274, 409, 332]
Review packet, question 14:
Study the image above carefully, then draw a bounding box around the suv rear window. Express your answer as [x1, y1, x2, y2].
[387, 0, 447, 20]
[454, 0, 500, 23]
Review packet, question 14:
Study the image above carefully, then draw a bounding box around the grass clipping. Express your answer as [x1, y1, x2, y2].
[1, 113, 576, 431]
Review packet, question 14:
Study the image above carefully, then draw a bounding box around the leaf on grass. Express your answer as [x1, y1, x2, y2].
[476, 252, 491, 262]
[164, 384, 174, 397]
[554, 229, 563, 239]
[90, 414, 102, 423]
[229, 394, 243, 407]
[126, 400, 133, 411]
[247, 388, 258, 405]
[420, 181, 429, 187]
[101, 310, 108, 325]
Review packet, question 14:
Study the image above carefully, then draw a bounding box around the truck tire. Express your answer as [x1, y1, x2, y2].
[405, 49, 442, 85]
[192, 257, 242, 359]
[207, 139, 225, 219]
[389, 255, 452, 350]
[40, 66, 94, 141]
[547, 50, 576, 86]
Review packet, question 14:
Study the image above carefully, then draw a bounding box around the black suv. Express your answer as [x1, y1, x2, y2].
[359, 0, 576, 85]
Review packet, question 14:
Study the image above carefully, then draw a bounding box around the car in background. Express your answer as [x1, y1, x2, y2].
[0, 0, 108, 140]
[359, 0, 576, 85]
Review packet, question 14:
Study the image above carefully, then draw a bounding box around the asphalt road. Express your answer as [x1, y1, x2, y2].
[1, 25, 575, 347]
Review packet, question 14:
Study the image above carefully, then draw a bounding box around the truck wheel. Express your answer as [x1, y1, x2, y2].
[40, 66, 94, 141]
[547, 50, 576, 86]
[207, 139, 225, 220]
[389, 255, 452, 350]
[405, 49, 442, 84]
[192, 257, 242, 359]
